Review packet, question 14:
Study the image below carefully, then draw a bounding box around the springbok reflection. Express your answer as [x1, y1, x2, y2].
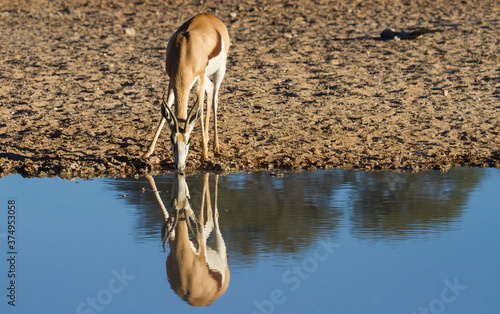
[146, 173, 230, 306]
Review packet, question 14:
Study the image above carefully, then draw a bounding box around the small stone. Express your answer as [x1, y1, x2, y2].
[125, 28, 136, 36]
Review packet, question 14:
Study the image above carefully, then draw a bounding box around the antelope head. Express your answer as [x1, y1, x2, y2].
[161, 96, 202, 172]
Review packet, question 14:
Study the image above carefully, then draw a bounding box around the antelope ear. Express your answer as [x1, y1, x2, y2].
[186, 104, 202, 132]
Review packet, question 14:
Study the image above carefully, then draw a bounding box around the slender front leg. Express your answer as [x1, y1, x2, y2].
[204, 78, 214, 141]
[212, 92, 220, 156]
[198, 76, 209, 161]
[142, 88, 174, 159]
[212, 64, 226, 156]
[142, 117, 166, 158]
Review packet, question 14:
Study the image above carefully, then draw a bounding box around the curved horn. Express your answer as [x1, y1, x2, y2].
[186, 103, 203, 132]
[161, 93, 179, 134]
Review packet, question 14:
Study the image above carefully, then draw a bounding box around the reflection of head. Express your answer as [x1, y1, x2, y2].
[163, 173, 230, 307]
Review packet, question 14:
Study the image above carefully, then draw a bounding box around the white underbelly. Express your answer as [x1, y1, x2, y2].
[205, 38, 226, 76]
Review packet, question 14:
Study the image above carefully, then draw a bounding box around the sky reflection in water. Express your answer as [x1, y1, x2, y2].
[0, 167, 499, 314]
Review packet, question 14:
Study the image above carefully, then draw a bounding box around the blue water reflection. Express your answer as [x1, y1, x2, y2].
[0, 167, 498, 313]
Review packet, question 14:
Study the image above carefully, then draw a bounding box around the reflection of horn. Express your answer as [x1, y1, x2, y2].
[147, 173, 230, 307]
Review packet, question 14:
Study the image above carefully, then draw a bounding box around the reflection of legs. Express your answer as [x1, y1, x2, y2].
[146, 175, 169, 221]
[196, 173, 206, 254]
[212, 174, 226, 258]
[147, 174, 176, 251]
[202, 173, 214, 241]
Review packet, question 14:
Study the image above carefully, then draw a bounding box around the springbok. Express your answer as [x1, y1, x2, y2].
[146, 173, 230, 306]
[142, 13, 230, 172]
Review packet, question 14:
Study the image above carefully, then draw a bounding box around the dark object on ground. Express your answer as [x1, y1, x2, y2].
[380, 28, 443, 40]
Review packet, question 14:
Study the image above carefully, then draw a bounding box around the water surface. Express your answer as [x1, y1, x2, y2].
[0, 167, 499, 313]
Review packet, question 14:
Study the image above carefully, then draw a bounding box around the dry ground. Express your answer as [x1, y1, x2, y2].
[0, 0, 499, 178]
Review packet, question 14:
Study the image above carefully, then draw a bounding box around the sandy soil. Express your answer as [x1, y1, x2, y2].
[0, 0, 499, 178]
